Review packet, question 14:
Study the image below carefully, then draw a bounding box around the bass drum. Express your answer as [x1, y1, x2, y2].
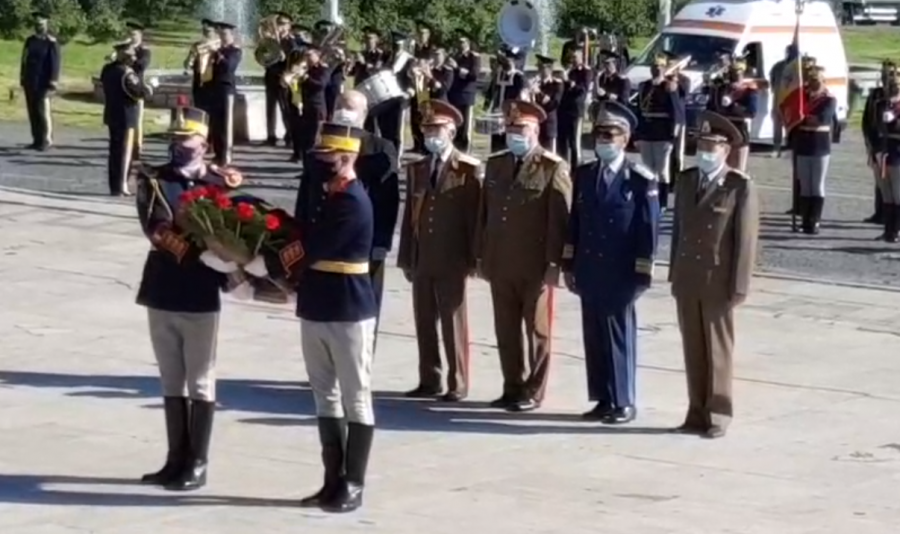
[358, 71, 406, 110]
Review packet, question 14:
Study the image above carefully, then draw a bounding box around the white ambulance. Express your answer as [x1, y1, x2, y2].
[625, 0, 850, 145]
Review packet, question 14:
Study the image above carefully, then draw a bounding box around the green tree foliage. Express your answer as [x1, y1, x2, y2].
[557, 0, 656, 39]
[0, 0, 33, 39]
[33, 0, 87, 43]
[83, 0, 124, 43]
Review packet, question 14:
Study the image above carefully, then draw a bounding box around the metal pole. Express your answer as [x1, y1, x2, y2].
[324, 0, 342, 24]
[657, 0, 672, 32]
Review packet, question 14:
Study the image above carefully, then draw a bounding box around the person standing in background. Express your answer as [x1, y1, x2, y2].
[126, 21, 152, 160]
[184, 18, 216, 114]
[449, 32, 481, 153]
[261, 12, 293, 147]
[20, 11, 60, 151]
[557, 50, 591, 169]
[208, 21, 242, 166]
[532, 55, 563, 152]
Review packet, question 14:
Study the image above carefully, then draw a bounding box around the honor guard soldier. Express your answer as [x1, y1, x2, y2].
[862, 60, 897, 226]
[791, 64, 836, 235]
[557, 50, 592, 169]
[564, 101, 659, 425]
[532, 54, 564, 152]
[398, 101, 482, 402]
[246, 123, 378, 513]
[354, 27, 390, 133]
[184, 18, 217, 113]
[125, 21, 152, 159]
[636, 53, 684, 211]
[135, 106, 248, 491]
[483, 47, 525, 152]
[707, 55, 758, 171]
[669, 111, 760, 439]
[448, 31, 481, 152]
[262, 12, 293, 146]
[208, 21, 242, 165]
[292, 44, 331, 161]
[872, 65, 900, 242]
[20, 11, 60, 151]
[100, 43, 155, 197]
[593, 52, 631, 105]
[412, 19, 437, 59]
[476, 100, 572, 412]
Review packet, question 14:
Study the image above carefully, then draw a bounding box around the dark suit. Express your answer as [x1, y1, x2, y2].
[263, 37, 294, 143]
[20, 33, 60, 149]
[294, 63, 331, 157]
[536, 77, 564, 151]
[208, 44, 242, 165]
[449, 51, 481, 152]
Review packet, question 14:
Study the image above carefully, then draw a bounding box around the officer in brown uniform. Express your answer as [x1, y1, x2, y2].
[476, 100, 572, 412]
[397, 100, 483, 402]
[669, 110, 760, 439]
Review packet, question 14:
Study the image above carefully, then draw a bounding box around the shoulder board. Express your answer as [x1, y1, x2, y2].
[488, 149, 511, 160]
[455, 153, 481, 167]
[404, 155, 430, 168]
[726, 169, 752, 181]
[540, 150, 562, 164]
[628, 161, 656, 181]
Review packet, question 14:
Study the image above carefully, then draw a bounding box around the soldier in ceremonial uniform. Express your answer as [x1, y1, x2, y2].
[862, 60, 897, 226]
[593, 52, 631, 105]
[398, 101, 482, 402]
[532, 54, 563, 152]
[669, 111, 760, 439]
[635, 53, 684, 210]
[557, 50, 592, 169]
[871, 65, 900, 242]
[20, 11, 60, 151]
[135, 106, 248, 491]
[246, 123, 377, 513]
[791, 65, 836, 235]
[476, 100, 572, 412]
[292, 44, 331, 161]
[184, 18, 216, 113]
[412, 19, 437, 60]
[354, 27, 390, 133]
[707, 55, 758, 172]
[125, 21, 152, 159]
[449, 32, 481, 152]
[483, 48, 525, 153]
[100, 43, 154, 197]
[563, 101, 659, 425]
[262, 12, 293, 146]
[208, 21, 242, 165]
[376, 31, 413, 153]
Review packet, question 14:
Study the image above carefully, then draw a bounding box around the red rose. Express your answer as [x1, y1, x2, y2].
[236, 202, 256, 222]
[193, 186, 209, 199]
[179, 190, 195, 204]
[264, 214, 281, 231]
[216, 195, 233, 209]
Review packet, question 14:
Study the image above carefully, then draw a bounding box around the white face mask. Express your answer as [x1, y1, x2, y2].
[697, 151, 723, 174]
[333, 109, 360, 127]
[424, 135, 448, 154]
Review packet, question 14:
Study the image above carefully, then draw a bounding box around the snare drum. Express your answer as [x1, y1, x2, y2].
[475, 113, 506, 136]
[358, 71, 405, 108]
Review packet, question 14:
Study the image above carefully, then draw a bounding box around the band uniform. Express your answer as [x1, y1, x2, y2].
[448, 34, 481, 153]
[315, 19, 346, 119]
[476, 101, 572, 412]
[871, 67, 900, 242]
[397, 101, 482, 400]
[185, 19, 216, 113]
[412, 19, 436, 60]
[208, 22, 242, 165]
[483, 48, 525, 153]
[593, 53, 631, 107]
[862, 61, 900, 234]
[409, 54, 454, 153]
[262, 12, 295, 145]
[533, 54, 564, 152]
[294, 48, 332, 159]
[20, 12, 60, 151]
[669, 111, 760, 438]
[706, 58, 758, 172]
[127, 21, 152, 159]
[353, 27, 391, 134]
[557, 56, 592, 169]
[375, 31, 414, 153]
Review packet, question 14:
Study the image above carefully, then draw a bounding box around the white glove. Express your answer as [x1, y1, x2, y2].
[596, 87, 606, 97]
[884, 111, 896, 123]
[721, 96, 733, 107]
[200, 250, 238, 273]
[230, 281, 253, 301]
[371, 247, 388, 261]
[244, 255, 269, 278]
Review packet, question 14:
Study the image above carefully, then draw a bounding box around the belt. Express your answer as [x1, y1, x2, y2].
[798, 125, 831, 132]
[641, 112, 669, 118]
[310, 260, 370, 274]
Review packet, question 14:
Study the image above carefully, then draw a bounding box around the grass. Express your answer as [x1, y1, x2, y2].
[0, 23, 895, 133]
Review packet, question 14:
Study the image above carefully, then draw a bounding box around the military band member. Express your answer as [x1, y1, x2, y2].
[315, 19, 347, 119]
[124, 21, 152, 159]
[483, 48, 525, 153]
[449, 32, 481, 153]
[398, 101, 481, 401]
[293, 45, 331, 161]
[557, 51, 591, 169]
[375, 31, 412, 153]
[669, 111, 760, 439]
[873, 66, 900, 242]
[593, 52, 631, 105]
[533, 55, 563, 152]
[135, 107, 247, 491]
[476, 100, 572, 412]
[707, 56, 758, 171]
[792, 65, 836, 235]
[184, 18, 216, 113]
[412, 19, 436, 59]
[560, 28, 590, 69]
[20, 11, 60, 151]
[862, 60, 896, 226]
[564, 101, 659, 425]
[354, 27, 390, 133]
[262, 12, 293, 146]
[246, 123, 378, 513]
[101, 43, 153, 197]
[208, 21, 242, 166]
[636, 53, 684, 210]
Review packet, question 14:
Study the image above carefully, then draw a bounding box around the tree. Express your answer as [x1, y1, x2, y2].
[0, 0, 33, 39]
[83, 0, 124, 43]
[557, 0, 656, 39]
[34, 0, 87, 44]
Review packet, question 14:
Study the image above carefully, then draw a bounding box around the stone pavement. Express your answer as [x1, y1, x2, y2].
[1, 187, 900, 534]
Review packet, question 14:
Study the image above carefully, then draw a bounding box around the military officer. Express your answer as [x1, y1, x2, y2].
[292, 44, 331, 161]
[707, 56, 758, 171]
[873, 65, 900, 242]
[397, 101, 482, 402]
[125, 21, 152, 159]
[208, 21, 242, 165]
[532, 54, 564, 152]
[635, 53, 684, 211]
[862, 60, 896, 227]
[135, 106, 248, 491]
[184, 18, 216, 113]
[262, 12, 293, 146]
[563, 101, 659, 425]
[792, 65, 836, 235]
[483, 48, 525, 153]
[246, 123, 377, 513]
[669, 110, 760, 439]
[353, 27, 390, 133]
[476, 100, 572, 412]
[20, 11, 60, 151]
[557, 50, 592, 169]
[100, 43, 154, 197]
[448, 32, 481, 152]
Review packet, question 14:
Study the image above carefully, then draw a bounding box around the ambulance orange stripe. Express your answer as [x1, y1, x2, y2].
[668, 19, 840, 35]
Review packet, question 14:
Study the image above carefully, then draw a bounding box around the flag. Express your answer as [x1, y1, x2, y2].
[778, 19, 805, 131]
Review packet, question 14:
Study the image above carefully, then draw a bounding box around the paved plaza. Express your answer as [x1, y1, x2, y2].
[1, 181, 900, 532]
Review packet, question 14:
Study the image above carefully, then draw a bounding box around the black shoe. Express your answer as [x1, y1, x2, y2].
[322, 423, 374, 513]
[299, 417, 345, 508]
[702, 426, 727, 439]
[864, 213, 882, 224]
[507, 398, 540, 412]
[600, 406, 637, 425]
[165, 400, 215, 491]
[889, 206, 900, 243]
[265, 138, 277, 147]
[810, 196, 824, 235]
[798, 197, 810, 234]
[440, 391, 466, 403]
[141, 397, 189, 485]
[404, 385, 442, 398]
[23, 142, 38, 149]
[289, 154, 302, 163]
[489, 393, 516, 408]
[581, 402, 614, 421]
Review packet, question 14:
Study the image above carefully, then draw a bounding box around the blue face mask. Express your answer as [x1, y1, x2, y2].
[697, 151, 722, 174]
[594, 143, 621, 162]
[424, 136, 447, 154]
[170, 143, 202, 167]
[505, 133, 531, 156]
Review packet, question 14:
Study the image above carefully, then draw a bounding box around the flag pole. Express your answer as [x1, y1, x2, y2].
[790, 0, 805, 232]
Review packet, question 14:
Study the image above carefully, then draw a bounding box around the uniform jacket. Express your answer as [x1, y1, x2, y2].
[476, 148, 572, 281]
[565, 159, 660, 311]
[430, 64, 455, 101]
[20, 34, 60, 92]
[877, 98, 900, 165]
[301, 63, 331, 117]
[449, 51, 481, 107]
[862, 87, 887, 152]
[708, 82, 759, 147]
[536, 77, 564, 138]
[358, 133, 400, 251]
[352, 48, 389, 84]
[135, 164, 228, 313]
[595, 71, 631, 104]
[484, 70, 524, 112]
[100, 61, 150, 128]
[636, 81, 684, 142]
[560, 39, 584, 68]
[560, 65, 592, 117]
[791, 90, 836, 157]
[397, 150, 482, 277]
[211, 44, 242, 95]
[133, 45, 151, 80]
[669, 166, 760, 301]
[412, 41, 436, 60]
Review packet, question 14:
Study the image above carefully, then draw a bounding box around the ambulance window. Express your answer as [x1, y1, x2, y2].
[742, 43, 763, 78]
[634, 33, 737, 71]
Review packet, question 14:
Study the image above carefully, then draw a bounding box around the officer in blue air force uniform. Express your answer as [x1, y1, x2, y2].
[563, 101, 660, 425]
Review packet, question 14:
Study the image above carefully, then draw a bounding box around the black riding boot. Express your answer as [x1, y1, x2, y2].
[866, 188, 884, 224]
[141, 397, 189, 485]
[797, 197, 810, 233]
[881, 203, 895, 241]
[166, 400, 215, 491]
[299, 417, 346, 508]
[322, 422, 374, 513]
[809, 196, 824, 235]
[658, 182, 669, 211]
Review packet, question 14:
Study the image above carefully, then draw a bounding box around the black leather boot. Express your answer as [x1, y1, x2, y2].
[797, 197, 810, 233]
[866, 188, 884, 223]
[299, 417, 346, 508]
[810, 197, 824, 235]
[322, 422, 374, 513]
[141, 397, 189, 485]
[166, 400, 214, 491]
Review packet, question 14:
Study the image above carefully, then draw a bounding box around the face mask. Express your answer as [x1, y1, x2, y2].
[594, 143, 621, 162]
[697, 151, 722, 174]
[170, 143, 203, 167]
[424, 136, 447, 154]
[505, 133, 531, 156]
[332, 109, 359, 126]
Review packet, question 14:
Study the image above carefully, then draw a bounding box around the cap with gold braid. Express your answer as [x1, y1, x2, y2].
[502, 100, 547, 126]
[168, 106, 210, 138]
[697, 110, 743, 146]
[420, 100, 464, 127]
[312, 122, 366, 153]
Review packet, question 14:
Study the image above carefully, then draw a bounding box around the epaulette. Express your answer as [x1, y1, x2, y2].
[726, 168, 752, 180]
[488, 149, 511, 160]
[540, 150, 562, 164]
[454, 153, 481, 167]
[629, 161, 656, 181]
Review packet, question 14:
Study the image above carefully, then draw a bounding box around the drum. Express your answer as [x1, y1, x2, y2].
[475, 113, 506, 136]
[358, 71, 405, 108]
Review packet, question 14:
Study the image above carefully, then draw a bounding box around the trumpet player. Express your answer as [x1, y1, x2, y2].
[449, 31, 481, 153]
[707, 56, 758, 171]
[409, 51, 454, 153]
[119, 21, 152, 159]
[262, 12, 294, 147]
[558, 50, 592, 169]
[533, 55, 563, 152]
[483, 47, 525, 153]
[184, 18, 216, 113]
[314, 19, 347, 120]
[292, 45, 332, 161]
[870, 66, 900, 242]
[208, 21, 242, 166]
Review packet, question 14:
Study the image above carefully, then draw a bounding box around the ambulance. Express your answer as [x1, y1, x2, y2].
[625, 0, 850, 145]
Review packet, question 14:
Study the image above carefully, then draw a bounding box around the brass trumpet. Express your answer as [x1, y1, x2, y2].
[255, 14, 286, 68]
[184, 37, 221, 84]
[280, 25, 347, 89]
